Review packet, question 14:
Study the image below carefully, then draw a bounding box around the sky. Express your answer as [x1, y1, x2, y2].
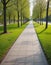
[29, 0, 34, 16]
[29, 0, 35, 16]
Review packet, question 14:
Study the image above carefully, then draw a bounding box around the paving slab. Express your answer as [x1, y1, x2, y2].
[0, 21, 48, 65]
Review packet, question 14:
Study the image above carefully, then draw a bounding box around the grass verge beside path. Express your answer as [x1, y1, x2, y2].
[33, 22, 51, 65]
[0, 22, 29, 62]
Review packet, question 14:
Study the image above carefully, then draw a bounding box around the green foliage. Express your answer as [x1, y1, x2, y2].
[32, 0, 46, 19]
[0, 0, 30, 24]
[0, 2, 3, 24]
[19, 0, 30, 18]
[42, 8, 51, 19]
[23, 0, 30, 18]
[7, 6, 17, 20]
[33, 22, 51, 65]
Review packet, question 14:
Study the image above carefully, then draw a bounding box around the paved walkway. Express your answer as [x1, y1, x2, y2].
[0, 21, 48, 65]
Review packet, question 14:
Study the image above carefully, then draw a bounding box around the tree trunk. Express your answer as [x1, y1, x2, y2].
[40, 8, 41, 25]
[40, 14, 41, 25]
[18, 11, 19, 27]
[9, 15, 11, 24]
[3, 1, 7, 33]
[23, 16, 24, 24]
[46, 0, 49, 29]
[42, 21, 43, 25]
[17, 0, 19, 27]
[13, 16, 15, 23]
[21, 10, 22, 26]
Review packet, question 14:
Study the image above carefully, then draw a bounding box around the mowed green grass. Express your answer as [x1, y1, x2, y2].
[33, 22, 51, 65]
[0, 24, 18, 33]
[0, 22, 29, 62]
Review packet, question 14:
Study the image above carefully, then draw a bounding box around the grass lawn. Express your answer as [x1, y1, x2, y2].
[33, 22, 51, 65]
[0, 22, 29, 62]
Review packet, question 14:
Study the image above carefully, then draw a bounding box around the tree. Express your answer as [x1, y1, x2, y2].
[7, 5, 17, 24]
[32, 0, 45, 24]
[0, 2, 3, 24]
[0, 0, 30, 33]
[19, 0, 30, 26]
[7, 8, 12, 24]
[1, 0, 10, 33]
[46, 0, 50, 29]
[14, 0, 20, 27]
[22, 0, 30, 23]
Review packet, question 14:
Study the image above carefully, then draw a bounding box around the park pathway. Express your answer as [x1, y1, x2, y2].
[0, 21, 48, 65]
